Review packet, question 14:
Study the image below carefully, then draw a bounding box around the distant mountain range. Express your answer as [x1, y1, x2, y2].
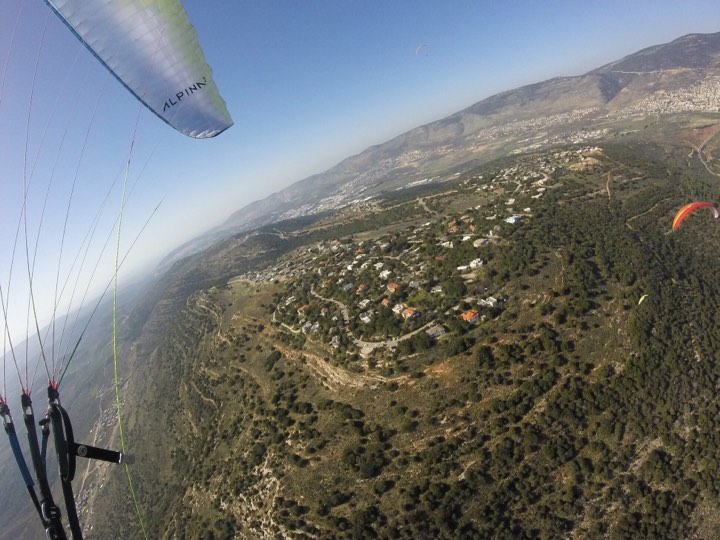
[158, 31, 720, 272]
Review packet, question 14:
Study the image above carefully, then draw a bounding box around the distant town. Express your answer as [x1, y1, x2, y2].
[272, 73, 720, 228]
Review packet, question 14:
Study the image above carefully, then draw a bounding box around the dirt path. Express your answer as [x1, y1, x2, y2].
[684, 123, 720, 178]
[189, 379, 220, 411]
[625, 197, 674, 231]
[418, 197, 435, 215]
[695, 124, 720, 176]
[605, 172, 612, 200]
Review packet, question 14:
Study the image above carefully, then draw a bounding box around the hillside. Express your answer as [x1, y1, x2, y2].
[6, 30, 720, 539]
[87, 130, 720, 538]
[77, 30, 720, 539]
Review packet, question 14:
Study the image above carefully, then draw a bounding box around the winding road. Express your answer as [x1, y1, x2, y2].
[306, 286, 434, 356]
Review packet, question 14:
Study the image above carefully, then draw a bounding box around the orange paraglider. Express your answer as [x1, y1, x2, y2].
[672, 202, 720, 229]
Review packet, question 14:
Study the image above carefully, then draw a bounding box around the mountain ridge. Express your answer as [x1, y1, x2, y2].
[215, 32, 720, 230]
[157, 31, 720, 273]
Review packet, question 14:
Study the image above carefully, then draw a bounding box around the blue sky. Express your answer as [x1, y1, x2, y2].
[0, 0, 718, 369]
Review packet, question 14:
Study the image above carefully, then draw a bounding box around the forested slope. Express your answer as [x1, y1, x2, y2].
[91, 140, 720, 539]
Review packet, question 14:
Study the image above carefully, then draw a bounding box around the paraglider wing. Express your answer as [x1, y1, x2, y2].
[672, 202, 720, 229]
[43, 0, 233, 138]
[638, 294, 649, 306]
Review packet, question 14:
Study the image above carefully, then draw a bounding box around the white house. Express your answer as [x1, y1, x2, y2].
[473, 238, 488, 248]
[426, 324, 446, 339]
[479, 296, 499, 308]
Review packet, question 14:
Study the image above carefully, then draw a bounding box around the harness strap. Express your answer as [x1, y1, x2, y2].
[21, 393, 67, 540]
[1, 404, 45, 524]
[49, 387, 82, 539]
[40, 415, 50, 466]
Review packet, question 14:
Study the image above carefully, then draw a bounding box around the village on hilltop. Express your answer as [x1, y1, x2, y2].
[237, 146, 605, 365]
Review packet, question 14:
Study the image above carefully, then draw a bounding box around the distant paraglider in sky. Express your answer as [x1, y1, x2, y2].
[638, 294, 649, 306]
[415, 44, 427, 56]
[671, 201, 720, 230]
